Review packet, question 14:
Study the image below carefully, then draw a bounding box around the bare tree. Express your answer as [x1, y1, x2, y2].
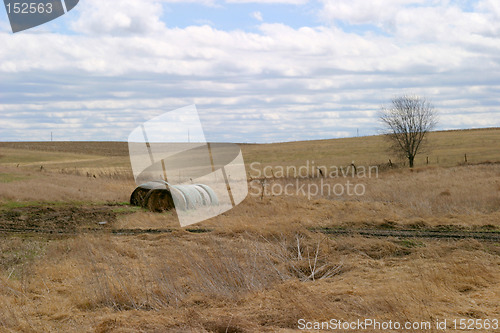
[380, 95, 437, 168]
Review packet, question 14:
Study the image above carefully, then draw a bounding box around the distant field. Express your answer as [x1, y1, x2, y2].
[241, 127, 500, 170]
[0, 141, 129, 156]
[1, 128, 499, 174]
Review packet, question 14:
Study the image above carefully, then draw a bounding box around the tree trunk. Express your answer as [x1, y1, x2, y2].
[409, 155, 415, 168]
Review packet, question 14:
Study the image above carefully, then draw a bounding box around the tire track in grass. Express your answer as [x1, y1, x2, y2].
[313, 227, 500, 241]
[0, 203, 498, 240]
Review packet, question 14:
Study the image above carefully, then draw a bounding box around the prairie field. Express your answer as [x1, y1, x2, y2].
[0, 128, 499, 332]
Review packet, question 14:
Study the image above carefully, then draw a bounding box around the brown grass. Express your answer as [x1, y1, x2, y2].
[0, 232, 498, 332]
[0, 165, 134, 203]
[242, 127, 500, 171]
[0, 134, 499, 332]
[0, 142, 129, 157]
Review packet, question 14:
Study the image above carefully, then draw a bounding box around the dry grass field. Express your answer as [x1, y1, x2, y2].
[0, 128, 499, 332]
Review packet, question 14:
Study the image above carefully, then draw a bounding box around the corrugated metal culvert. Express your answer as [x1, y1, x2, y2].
[130, 180, 219, 212]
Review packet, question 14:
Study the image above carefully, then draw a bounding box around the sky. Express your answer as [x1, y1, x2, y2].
[0, 0, 499, 143]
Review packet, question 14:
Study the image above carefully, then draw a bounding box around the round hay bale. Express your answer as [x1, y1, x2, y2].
[195, 184, 219, 206]
[144, 189, 175, 212]
[130, 186, 150, 206]
[175, 185, 204, 209]
[169, 186, 188, 211]
[193, 185, 211, 205]
[130, 181, 219, 212]
[130, 181, 168, 207]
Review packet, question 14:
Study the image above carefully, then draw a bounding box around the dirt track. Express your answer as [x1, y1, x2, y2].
[316, 227, 500, 241]
[1, 204, 499, 241]
[0, 205, 118, 234]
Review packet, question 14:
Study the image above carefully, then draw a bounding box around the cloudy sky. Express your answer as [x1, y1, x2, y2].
[1, 0, 499, 142]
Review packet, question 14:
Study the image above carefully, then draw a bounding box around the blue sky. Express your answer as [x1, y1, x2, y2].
[162, 2, 320, 30]
[1, 0, 499, 142]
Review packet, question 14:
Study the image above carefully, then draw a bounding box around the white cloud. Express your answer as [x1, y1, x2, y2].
[319, 0, 500, 45]
[251, 11, 263, 21]
[319, 0, 426, 28]
[0, 0, 499, 142]
[70, 0, 166, 34]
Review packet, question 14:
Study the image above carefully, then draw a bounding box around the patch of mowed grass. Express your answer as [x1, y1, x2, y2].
[0, 200, 78, 210]
[0, 147, 95, 165]
[0, 173, 28, 183]
[0, 145, 131, 172]
[0, 200, 49, 210]
[0, 200, 131, 211]
[110, 205, 142, 214]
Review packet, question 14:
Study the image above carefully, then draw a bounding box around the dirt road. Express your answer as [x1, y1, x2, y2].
[1, 204, 499, 241]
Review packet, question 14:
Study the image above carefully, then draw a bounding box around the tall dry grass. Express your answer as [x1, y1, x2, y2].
[0, 232, 498, 332]
[364, 164, 500, 217]
[243, 164, 500, 229]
